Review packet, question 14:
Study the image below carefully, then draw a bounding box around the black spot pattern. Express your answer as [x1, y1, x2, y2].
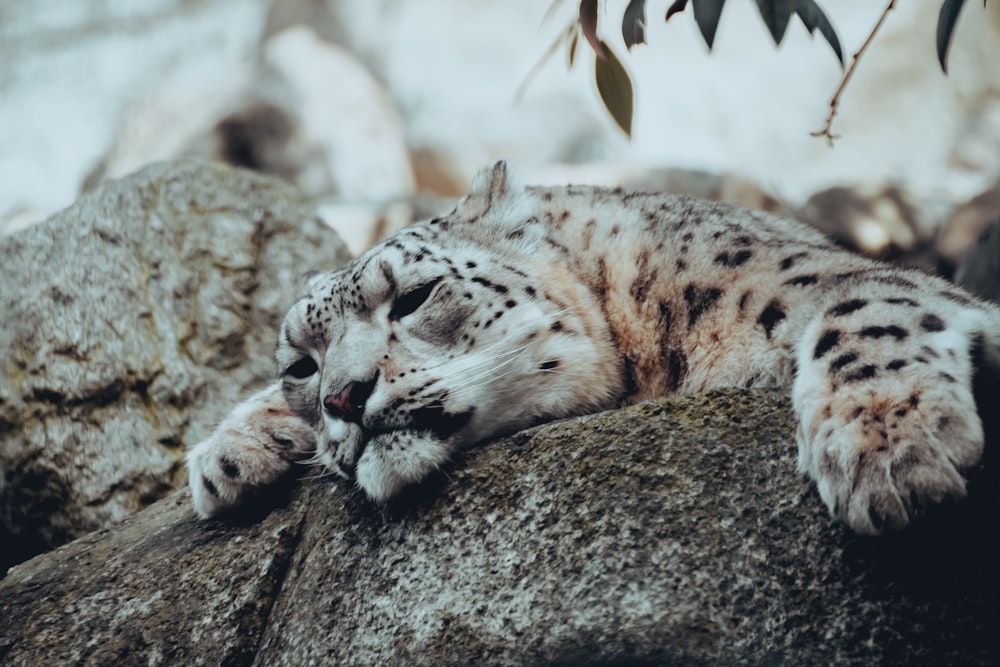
[827, 299, 867, 317]
[714, 250, 753, 267]
[920, 313, 945, 332]
[784, 274, 819, 287]
[858, 325, 908, 341]
[472, 277, 508, 294]
[757, 300, 786, 339]
[581, 219, 597, 251]
[738, 291, 752, 313]
[221, 459, 239, 478]
[940, 290, 973, 305]
[629, 250, 656, 303]
[683, 284, 723, 328]
[829, 352, 858, 373]
[664, 349, 686, 392]
[844, 364, 877, 383]
[779, 252, 808, 271]
[813, 330, 841, 359]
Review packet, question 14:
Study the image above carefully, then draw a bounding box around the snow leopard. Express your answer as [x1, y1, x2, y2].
[187, 161, 1000, 535]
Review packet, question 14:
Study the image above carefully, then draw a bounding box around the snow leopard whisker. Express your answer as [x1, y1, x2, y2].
[303, 468, 340, 482]
[438, 346, 534, 399]
[295, 454, 325, 466]
[426, 340, 533, 388]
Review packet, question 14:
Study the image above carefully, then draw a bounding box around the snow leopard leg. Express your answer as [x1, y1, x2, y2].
[792, 287, 1000, 535]
[187, 383, 316, 518]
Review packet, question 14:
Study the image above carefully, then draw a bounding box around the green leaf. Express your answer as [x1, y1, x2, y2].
[579, 0, 601, 56]
[692, 0, 726, 49]
[937, 0, 967, 72]
[568, 27, 580, 69]
[755, 0, 796, 45]
[795, 0, 843, 65]
[665, 0, 689, 22]
[623, 0, 648, 50]
[595, 40, 634, 137]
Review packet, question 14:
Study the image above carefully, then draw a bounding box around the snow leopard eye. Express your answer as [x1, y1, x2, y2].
[389, 277, 442, 321]
[285, 356, 318, 379]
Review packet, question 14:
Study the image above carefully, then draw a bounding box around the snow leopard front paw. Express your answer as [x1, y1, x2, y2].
[187, 384, 316, 519]
[801, 399, 975, 535]
[794, 298, 987, 534]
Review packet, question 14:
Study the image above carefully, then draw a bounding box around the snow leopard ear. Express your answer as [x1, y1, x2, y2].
[458, 160, 518, 220]
[453, 161, 540, 247]
[472, 160, 512, 201]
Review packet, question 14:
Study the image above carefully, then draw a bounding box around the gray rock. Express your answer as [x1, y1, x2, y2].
[0, 160, 350, 572]
[1, 390, 996, 665]
[956, 217, 1000, 303]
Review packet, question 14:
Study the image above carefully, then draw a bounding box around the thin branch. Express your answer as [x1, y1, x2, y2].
[811, 0, 896, 147]
[514, 22, 578, 105]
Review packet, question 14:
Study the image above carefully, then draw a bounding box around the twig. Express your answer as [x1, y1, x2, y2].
[811, 0, 896, 147]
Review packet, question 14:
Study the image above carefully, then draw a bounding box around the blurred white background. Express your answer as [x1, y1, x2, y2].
[2, 0, 998, 258]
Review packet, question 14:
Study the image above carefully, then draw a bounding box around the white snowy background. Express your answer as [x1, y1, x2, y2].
[1, 0, 998, 256]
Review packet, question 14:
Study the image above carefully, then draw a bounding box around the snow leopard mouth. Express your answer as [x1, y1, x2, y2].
[407, 404, 475, 439]
[361, 403, 475, 441]
[333, 406, 474, 481]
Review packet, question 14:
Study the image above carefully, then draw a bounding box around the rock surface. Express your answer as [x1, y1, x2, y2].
[0, 160, 351, 572]
[1, 390, 997, 665]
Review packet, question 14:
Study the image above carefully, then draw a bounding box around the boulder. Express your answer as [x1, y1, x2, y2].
[956, 217, 1000, 303]
[1, 390, 996, 665]
[0, 160, 351, 572]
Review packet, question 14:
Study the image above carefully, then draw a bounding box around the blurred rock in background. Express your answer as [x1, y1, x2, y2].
[0, 161, 349, 573]
[956, 216, 1000, 303]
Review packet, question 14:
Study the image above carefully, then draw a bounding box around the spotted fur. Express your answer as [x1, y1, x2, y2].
[188, 162, 1000, 535]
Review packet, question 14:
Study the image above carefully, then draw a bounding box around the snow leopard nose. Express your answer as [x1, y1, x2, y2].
[323, 378, 376, 424]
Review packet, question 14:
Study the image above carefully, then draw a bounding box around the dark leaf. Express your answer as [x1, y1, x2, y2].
[579, 0, 601, 56]
[623, 0, 648, 50]
[692, 0, 726, 49]
[594, 40, 634, 137]
[795, 0, 843, 64]
[665, 0, 689, 22]
[937, 0, 967, 72]
[755, 0, 797, 45]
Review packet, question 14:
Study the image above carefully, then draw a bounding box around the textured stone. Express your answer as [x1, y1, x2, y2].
[2, 390, 997, 665]
[0, 160, 350, 572]
[956, 217, 1000, 303]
